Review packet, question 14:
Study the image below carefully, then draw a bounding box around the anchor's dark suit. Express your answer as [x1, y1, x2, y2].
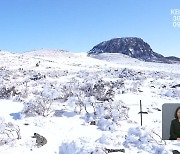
[169, 119, 180, 140]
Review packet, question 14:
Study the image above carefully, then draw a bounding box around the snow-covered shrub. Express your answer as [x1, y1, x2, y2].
[0, 86, 11, 99]
[82, 99, 129, 131]
[165, 90, 174, 97]
[67, 94, 95, 114]
[79, 82, 94, 97]
[67, 96, 84, 113]
[0, 117, 21, 145]
[129, 81, 143, 93]
[30, 72, 45, 81]
[98, 133, 124, 147]
[165, 89, 180, 98]
[64, 78, 129, 131]
[22, 81, 70, 117]
[41, 83, 63, 100]
[17, 85, 29, 100]
[46, 70, 68, 78]
[111, 80, 126, 94]
[60, 84, 74, 101]
[67, 80, 129, 123]
[22, 96, 54, 117]
[97, 118, 117, 131]
[95, 100, 129, 121]
[59, 138, 106, 154]
[119, 68, 137, 80]
[149, 71, 168, 80]
[123, 127, 168, 154]
[92, 79, 115, 102]
[77, 70, 89, 78]
[0, 86, 20, 99]
[174, 89, 180, 98]
[94, 100, 129, 131]
[71, 79, 115, 102]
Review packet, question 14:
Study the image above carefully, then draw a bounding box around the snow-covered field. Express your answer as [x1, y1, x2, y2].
[0, 50, 180, 154]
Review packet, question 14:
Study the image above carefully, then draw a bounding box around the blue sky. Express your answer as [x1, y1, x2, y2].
[0, 0, 180, 57]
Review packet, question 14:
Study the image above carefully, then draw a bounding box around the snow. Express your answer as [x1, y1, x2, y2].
[0, 50, 180, 153]
[0, 100, 24, 121]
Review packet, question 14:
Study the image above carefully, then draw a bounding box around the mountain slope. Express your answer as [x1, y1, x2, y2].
[88, 37, 180, 64]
